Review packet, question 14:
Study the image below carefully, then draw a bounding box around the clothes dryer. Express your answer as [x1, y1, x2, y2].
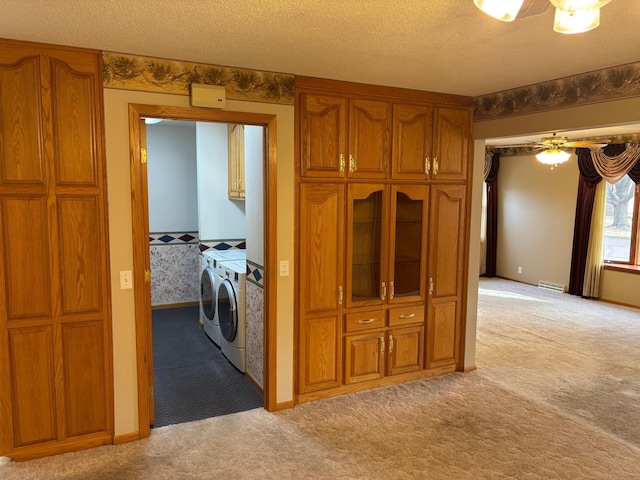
[217, 259, 247, 372]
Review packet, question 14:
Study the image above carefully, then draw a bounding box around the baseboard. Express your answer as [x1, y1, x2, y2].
[598, 297, 640, 310]
[270, 400, 295, 412]
[464, 365, 477, 372]
[151, 301, 199, 310]
[113, 431, 140, 445]
[245, 372, 264, 394]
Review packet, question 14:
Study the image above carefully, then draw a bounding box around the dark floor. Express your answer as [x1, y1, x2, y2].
[151, 305, 263, 428]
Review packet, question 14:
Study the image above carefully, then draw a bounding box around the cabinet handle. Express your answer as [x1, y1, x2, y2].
[399, 313, 415, 319]
[429, 277, 434, 296]
[380, 336, 385, 354]
[425, 157, 431, 175]
[433, 157, 439, 176]
[357, 318, 375, 324]
[389, 335, 394, 354]
[390, 281, 394, 299]
[381, 282, 386, 301]
[340, 154, 345, 173]
[338, 285, 343, 305]
[349, 154, 355, 173]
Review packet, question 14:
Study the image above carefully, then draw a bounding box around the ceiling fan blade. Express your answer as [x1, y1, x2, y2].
[517, 0, 551, 18]
[565, 141, 608, 148]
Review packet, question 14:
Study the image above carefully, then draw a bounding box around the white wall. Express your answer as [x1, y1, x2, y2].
[496, 153, 579, 287]
[196, 122, 246, 241]
[245, 125, 264, 265]
[146, 121, 198, 232]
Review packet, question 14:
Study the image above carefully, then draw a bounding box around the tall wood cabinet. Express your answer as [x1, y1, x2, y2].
[0, 39, 112, 460]
[295, 76, 472, 402]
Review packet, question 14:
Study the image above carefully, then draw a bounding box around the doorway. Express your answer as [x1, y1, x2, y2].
[128, 104, 278, 439]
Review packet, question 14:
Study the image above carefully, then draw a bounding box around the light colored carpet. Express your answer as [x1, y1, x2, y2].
[2, 278, 639, 479]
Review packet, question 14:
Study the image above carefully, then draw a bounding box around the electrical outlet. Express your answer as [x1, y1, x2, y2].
[120, 270, 133, 289]
[517, 266, 523, 274]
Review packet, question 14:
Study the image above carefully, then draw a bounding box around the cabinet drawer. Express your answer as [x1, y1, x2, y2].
[388, 305, 424, 326]
[344, 310, 385, 333]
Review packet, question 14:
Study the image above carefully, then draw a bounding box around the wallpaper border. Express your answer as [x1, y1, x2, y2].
[102, 52, 294, 105]
[474, 61, 640, 121]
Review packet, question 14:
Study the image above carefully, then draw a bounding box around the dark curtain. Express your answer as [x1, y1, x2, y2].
[484, 153, 500, 277]
[568, 144, 626, 296]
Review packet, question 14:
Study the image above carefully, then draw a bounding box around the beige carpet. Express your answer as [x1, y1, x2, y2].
[2, 278, 639, 479]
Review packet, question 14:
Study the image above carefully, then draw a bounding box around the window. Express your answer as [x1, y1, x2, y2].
[603, 176, 640, 265]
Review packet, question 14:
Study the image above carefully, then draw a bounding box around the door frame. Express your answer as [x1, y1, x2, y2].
[128, 104, 278, 439]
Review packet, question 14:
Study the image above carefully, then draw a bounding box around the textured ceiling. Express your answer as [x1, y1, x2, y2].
[1, 0, 639, 97]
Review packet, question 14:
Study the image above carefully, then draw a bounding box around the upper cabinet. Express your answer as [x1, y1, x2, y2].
[299, 93, 391, 179]
[228, 124, 245, 200]
[392, 104, 470, 181]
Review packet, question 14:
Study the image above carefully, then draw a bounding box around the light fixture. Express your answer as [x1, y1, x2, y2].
[473, 0, 525, 22]
[144, 118, 162, 125]
[554, 6, 600, 33]
[536, 146, 571, 166]
[473, 0, 613, 33]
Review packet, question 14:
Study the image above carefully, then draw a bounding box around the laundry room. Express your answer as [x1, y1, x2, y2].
[145, 118, 265, 426]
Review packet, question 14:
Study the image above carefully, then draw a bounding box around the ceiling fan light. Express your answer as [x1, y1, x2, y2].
[536, 147, 572, 166]
[550, 0, 611, 11]
[473, 0, 525, 22]
[554, 7, 600, 33]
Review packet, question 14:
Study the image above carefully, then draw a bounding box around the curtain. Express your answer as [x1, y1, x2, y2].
[484, 152, 500, 277]
[582, 180, 606, 297]
[569, 144, 629, 296]
[590, 144, 640, 183]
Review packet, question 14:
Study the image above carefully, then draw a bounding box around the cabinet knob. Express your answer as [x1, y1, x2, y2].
[381, 282, 386, 301]
[389, 335, 394, 354]
[338, 285, 343, 305]
[433, 157, 439, 176]
[380, 336, 385, 354]
[429, 277, 434, 295]
[399, 313, 415, 319]
[425, 157, 430, 175]
[390, 281, 394, 299]
[357, 318, 375, 324]
[339, 154, 345, 173]
[349, 154, 355, 173]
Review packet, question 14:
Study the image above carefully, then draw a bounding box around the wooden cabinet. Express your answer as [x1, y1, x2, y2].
[298, 92, 391, 179]
[0, 40, 112, 460]
[392, 104, 470, 181]
[228, 124, 245, 199]
[426, 184, 466, 369]
[298, 183, 344, 394]
[346, 184, 428, 309]
[295, 77, 472, 403]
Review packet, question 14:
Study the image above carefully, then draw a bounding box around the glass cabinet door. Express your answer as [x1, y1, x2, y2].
[389, 185, 428, 303]
[347, 184, 388, 307]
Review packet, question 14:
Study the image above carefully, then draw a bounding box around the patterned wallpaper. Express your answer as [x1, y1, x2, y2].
[103, 52, 294, 105]
[475, 61, 640, 121]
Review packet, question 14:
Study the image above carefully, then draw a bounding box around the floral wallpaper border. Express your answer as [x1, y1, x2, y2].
[475, 61, 640, 121]
[103, 52, 294, 105]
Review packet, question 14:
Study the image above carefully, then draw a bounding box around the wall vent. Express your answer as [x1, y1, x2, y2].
[538, 280, 565, 293]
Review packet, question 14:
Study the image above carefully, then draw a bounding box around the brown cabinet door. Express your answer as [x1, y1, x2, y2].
[348, 99, 391, 179]
[387, 326, 424, 376]
[432, 108, 470, 181]
[346, 184, 388, 309]
[0, 40, 112, 459]
[299, 93, 347, 178]
[298, 183, 345, 394]
[426, 184, 466, 369]
[392, 104, 433, 180]
[344, 331, 385, 384]
[388, 184, 429, 305]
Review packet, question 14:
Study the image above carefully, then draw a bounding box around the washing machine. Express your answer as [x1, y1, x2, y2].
[217, 259, 247, 372]
[199, 249, 246, 346]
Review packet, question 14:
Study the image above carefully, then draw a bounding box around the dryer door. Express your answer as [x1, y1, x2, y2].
[200, 267, 216, 323]
[218, 279, 238, 341]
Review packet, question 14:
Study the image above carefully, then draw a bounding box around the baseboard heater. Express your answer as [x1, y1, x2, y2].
[538, 280, 565, 293]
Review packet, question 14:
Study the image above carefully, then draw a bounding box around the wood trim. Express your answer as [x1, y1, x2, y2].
[464, 365, 477, 372]
[296, 364, 457, 404]
[603, 264, 640, 275]
[295, 76, 474, 108]
[128, 104, 278, 437]
[151, 301, 200, 310]
[7, 432, 111, 462]
[113, 431, 140, 445]
[270, 400, 295, 412]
